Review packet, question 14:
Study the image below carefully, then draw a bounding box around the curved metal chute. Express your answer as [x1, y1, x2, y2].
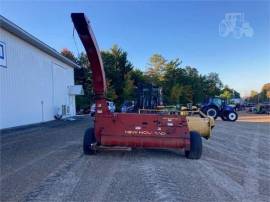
[71, 13, 106, 98]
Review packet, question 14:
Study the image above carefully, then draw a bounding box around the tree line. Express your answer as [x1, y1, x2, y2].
[246, 83, 270, 103]
[61, 45, 240, 111]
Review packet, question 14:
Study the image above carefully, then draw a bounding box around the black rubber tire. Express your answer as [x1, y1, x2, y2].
[83, 128, 96, 155]
[205, 107, 218, 120]
[185, 131, 202, 160]
[221, 115, 228, 121]
[226, 111, 238, 122]
[90, 112, 95, 117]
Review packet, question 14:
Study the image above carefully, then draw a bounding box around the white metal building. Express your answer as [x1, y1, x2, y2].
[0, 15, 82, 129]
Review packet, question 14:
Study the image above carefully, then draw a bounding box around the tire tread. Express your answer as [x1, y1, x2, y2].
[83, 128, 96, 155]
[185, 131, 202, 159]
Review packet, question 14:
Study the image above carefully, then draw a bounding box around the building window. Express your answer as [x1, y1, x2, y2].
[0, 44, 4, 59]
[0, 41, 7, 67]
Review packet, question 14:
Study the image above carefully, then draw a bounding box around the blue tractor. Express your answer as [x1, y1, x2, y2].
[200, 97, 238, 121]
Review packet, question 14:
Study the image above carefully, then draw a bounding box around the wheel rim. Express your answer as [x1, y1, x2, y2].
[207, 109, 217, 117]
[228, 113, 236, 120]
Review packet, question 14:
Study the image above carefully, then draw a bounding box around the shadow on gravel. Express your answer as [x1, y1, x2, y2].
[89, 148, 185, 159]
[0, 115, 90, 136]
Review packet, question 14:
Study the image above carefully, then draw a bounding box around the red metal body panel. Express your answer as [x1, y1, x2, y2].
[71, 13, 191, 150]
[95, 113, 190, 150]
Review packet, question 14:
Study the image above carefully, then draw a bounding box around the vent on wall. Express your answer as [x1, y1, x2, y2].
[68, 85, 84, 95]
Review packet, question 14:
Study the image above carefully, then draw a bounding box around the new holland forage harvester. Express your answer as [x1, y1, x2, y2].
[71, 13, 214, 159]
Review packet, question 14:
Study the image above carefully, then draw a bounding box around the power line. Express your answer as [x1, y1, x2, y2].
[72, 27, 80, 57]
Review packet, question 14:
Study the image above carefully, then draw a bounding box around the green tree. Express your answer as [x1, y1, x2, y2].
[261, 83, 270, 101]
[101, 45, 133, 106]
[130, 69, 147, 86]
[76, 53, 93, 108]
[220, 89, 233, 100]
[161, 56, 223, 105]
[106, 80, 118, 101]
[250, 90, 258, 97]
[170, 83, 183, 104]
[248, 84, 270, 103]
[262, 83, 270, 91]
[182, 85, 193, 103]
[122, 73, 135, 100]
[184, 66, 202, 103]
[162, 58, 183, 104]
[146, 54, 167, 85]
[220, 86, 240, 102]
[61, 47, 232, 111]
[61, 48, 77, 63]
[204, 73, 223, 97]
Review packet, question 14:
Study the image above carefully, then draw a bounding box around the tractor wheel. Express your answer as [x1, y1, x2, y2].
[226, 112, 238, 122]
[185, 131, 202, 160]
[83, 128, 96, 155]
[206, 107, 218, 120]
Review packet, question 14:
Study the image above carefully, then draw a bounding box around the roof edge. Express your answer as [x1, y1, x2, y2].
[0, 15, 80, 69]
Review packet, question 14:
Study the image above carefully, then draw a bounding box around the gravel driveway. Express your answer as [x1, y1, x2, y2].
[1, 115, 269, 202]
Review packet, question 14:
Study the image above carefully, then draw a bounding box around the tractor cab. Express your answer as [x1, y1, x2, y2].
[210, 97, 224, 108]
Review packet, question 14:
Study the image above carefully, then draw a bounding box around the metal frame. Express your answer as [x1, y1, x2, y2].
[71, 13, 191, 150]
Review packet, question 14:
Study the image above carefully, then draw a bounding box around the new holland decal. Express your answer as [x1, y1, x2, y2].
[125, 130, 166, 136]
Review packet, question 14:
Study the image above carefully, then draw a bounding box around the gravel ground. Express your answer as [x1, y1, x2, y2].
[1, 115, 269, 202]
